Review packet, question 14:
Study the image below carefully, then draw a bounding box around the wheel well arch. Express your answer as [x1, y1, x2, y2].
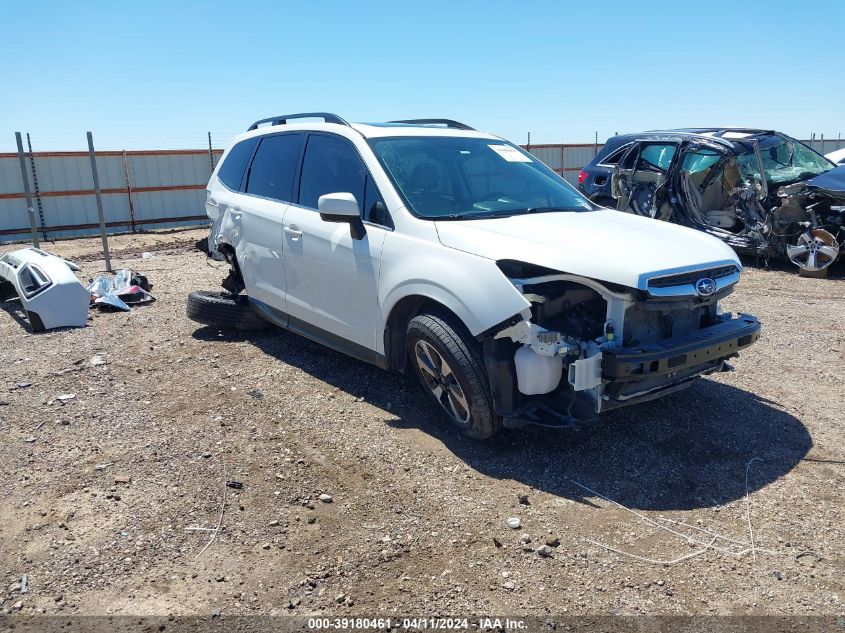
[214, 242, 246, 294]
[383, 295, 470, 372]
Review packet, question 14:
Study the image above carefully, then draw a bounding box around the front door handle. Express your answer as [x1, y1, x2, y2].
[284, 224, 303, 238]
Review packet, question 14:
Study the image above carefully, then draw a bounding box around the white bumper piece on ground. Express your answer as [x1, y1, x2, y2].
[0, 248, 90, 331]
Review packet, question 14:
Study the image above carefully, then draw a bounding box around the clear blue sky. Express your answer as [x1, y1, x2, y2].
[2, 0, 843, 151]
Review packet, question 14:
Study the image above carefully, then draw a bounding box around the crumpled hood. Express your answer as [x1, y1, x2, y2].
[435, 209, 740, 289]
[788, 164, 845, 197]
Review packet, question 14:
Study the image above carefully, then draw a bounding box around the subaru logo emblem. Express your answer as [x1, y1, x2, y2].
[695, 277, 717, 297]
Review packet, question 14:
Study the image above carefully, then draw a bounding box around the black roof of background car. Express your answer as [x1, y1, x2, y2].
[612, 128, 776, 142]
[589, 128, 835, 170]
[591, 129, 782, 163]
[649, 128, 774, 136]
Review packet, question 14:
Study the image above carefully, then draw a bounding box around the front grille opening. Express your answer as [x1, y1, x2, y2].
[648, 265, 738, 289]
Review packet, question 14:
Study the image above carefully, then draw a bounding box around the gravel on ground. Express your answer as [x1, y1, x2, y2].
[0, 229, 842, 617]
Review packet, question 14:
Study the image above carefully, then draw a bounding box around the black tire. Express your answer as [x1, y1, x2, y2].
[186, 291, 269, 330]
[406, 312, 502, 440]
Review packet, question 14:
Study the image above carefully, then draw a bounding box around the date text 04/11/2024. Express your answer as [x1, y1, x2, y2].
[307, 618, 527, 630]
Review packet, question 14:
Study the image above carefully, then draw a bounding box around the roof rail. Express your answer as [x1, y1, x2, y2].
[247, 112, 350, 131]
[710, 128, 773, 138]
[389, 119, 475, 131]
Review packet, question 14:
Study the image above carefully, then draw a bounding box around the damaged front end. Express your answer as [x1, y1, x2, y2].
[480, 260, 760, 429]
[776, 167, 845, 271]
[611, 133, 845, 273]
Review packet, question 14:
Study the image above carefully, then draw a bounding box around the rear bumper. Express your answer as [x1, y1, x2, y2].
[600, 313, 761, 405]
[0, 249, 90, 332]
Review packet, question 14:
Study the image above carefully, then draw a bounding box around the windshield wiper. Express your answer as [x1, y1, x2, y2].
[524, 206, 587, 214]
[439, 206, 589, 221]
[441, 211, 522, 220]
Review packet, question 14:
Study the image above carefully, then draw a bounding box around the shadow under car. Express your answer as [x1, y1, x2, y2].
[192, 324, 811, 512]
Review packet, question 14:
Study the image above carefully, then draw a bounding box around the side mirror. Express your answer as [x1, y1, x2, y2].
[318, 192, 360, 222]
[318, 192, 365, 240]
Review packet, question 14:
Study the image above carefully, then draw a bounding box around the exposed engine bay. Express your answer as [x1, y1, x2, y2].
[482, 260, 760, 429]
[610, 131, 845, 272]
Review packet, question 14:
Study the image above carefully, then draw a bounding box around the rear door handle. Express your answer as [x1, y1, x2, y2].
[284, 224, 303, 238]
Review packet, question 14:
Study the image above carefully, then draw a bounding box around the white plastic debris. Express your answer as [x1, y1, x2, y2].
[0, 248, 90, 331]
[507, 517, 522, 529]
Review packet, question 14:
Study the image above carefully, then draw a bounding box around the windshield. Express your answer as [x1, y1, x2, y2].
[735, 134, 833, 187]
[368, 137, 594, 219]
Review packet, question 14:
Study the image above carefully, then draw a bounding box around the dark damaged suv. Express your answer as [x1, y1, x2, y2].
[578, 129, 845, 273]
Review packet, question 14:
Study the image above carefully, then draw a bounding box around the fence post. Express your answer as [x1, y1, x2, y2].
[86, 132, 112, 272]
[208, 131, 215, 173]
[122, 150, 137, 233]
[14, 132, 39, 248]
[25, 133, 48, 242]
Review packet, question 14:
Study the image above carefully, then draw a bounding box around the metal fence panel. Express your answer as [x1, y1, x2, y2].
[2, 136, 843, 243]
[0, 149, 219, 241]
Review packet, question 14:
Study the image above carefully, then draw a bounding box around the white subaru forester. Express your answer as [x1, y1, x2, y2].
[192, 113, 760, 439]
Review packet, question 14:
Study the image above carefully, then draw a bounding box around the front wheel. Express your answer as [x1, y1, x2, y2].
[406, 312, 502, 440]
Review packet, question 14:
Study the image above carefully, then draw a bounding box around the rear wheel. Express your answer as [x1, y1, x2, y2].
[406, 312, 501, 440]
[186, 291, 269, 330]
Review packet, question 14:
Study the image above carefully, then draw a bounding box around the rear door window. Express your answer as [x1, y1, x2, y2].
[298, 135, 367, 210]
[245, 133, 304, 202]
[598, 143, 633, 166]
[619, 143, 677, 172]
[218, 137, 260, 191]
[639, 144, 677, 170]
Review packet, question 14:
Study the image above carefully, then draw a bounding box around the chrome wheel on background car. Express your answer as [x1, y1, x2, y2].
[787, 228, 840, 272]
[414, 339, 471, 425]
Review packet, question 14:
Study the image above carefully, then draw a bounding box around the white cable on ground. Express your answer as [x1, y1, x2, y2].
[570, 477, 776, 558]
[745, 457, 764, 563]
[195, 459, 226, 559]
[586, 536, 718, 566]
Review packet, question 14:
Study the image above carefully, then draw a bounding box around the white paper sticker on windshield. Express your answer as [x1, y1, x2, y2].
[488, 144, 532, 162]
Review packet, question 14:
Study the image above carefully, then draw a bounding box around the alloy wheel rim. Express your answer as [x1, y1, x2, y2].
[786, 229, 839, 272]
[414, 340, 471, 425]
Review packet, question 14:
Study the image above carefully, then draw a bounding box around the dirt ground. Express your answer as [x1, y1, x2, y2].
[0, 229, 842, 618]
